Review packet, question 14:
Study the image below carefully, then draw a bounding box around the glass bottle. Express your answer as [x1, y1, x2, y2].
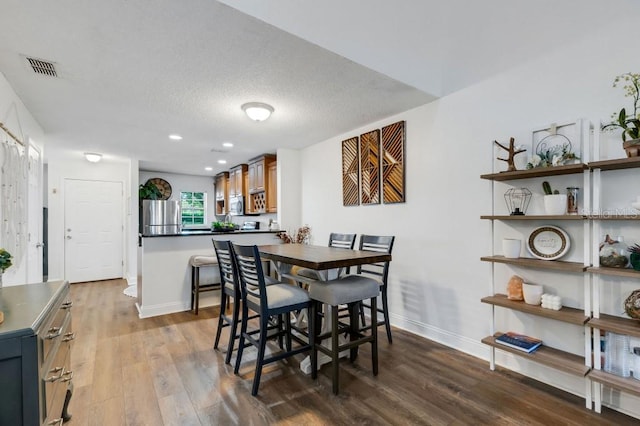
[566, 187, 579, 214]
[604, 331, 631, 377]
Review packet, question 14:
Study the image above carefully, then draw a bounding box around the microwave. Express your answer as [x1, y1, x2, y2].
[228, 195, 244, 215]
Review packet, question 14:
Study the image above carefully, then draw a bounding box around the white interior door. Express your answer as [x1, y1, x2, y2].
[26, 141, 43, 283]
[64, 179, 123, 283]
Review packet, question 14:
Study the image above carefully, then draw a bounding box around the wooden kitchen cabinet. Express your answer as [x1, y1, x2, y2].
[214, 172, 229, 215]
[247, 154, 276, 214]
[228, 164, 247, 198]
[267, 160, 277, 213]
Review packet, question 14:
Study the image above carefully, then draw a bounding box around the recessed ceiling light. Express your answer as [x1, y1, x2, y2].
[218, 159, 227, 164]
[222, 142, 234, 148]
[205, 167, 213, 171]
[169, 134, 183, 140]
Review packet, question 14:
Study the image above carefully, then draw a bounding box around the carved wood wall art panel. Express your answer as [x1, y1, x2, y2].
[342, 137, 359, 206]
[382, 120, 406, 203]
[360, 130, 380, 205]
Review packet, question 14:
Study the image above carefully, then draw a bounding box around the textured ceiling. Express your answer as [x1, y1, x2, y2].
[0, 0, 630, 176]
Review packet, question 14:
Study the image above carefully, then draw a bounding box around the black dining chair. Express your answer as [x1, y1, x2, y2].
[232, 243, 316, 396]
[354, 235, 395, 343]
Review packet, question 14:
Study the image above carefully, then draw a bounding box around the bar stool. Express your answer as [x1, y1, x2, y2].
[310, 276, 379, 395]
[189, 254, 221, 314]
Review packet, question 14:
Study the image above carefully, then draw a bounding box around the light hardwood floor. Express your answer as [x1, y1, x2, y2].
[65, 279, 637, 425]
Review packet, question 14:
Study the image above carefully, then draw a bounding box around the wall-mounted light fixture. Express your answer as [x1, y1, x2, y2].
[84, 152, 102, 163]
[241, 102, 274, 121]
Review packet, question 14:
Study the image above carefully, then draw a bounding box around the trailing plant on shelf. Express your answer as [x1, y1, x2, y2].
[628, 243, 640, 271]
[601, 72, 640, 157]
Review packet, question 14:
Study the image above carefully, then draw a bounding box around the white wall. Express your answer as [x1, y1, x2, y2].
[0, 72, 44, 286]
[300, 19, 640, 417]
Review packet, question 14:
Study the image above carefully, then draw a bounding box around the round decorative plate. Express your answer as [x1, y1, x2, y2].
[147, 178, 172, 200]
[526, 225, 570, 260]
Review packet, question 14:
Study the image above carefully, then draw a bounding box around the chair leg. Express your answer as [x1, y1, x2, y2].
[190, 266, 196, 312]
[252, 317, 269, 396]
[349, 303, 359, 362]
[310, 301, 318, 380]
[359, 303, 366, 328]
[225, 296, 240, 365]
[277, 314, 284, 349]
[371, 296, 378, 376]
[285, 313, 292, 353]
[331, 305, 340, 395]
[234, 303, 249, 375]
[194, 267, 200, 315]
[214, 293, 227, 349]
[381, 288, 392, 343]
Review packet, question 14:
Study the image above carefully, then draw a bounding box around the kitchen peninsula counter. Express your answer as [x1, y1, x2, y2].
[137, 231, 281, 318]
[143, 229, 279, 237]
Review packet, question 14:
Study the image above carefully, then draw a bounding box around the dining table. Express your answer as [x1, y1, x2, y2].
[258, 244, 392, 374]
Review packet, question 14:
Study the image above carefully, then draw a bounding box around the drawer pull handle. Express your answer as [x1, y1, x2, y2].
[47, 418, 63, 426]
[49, 366, 63, 374]
[61, 300, 73, 309]
[46, 327, 62, 339]
[61, 370, 74, 383]
[62, 332, 76, 342]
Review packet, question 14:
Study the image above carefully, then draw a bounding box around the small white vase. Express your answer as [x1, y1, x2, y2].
[522, 283, 544, 305]
[502, 238, 521, 259]
[544, 194, 567, 215]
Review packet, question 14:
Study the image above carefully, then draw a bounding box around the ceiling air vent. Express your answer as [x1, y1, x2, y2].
[26, 57, 57, 77]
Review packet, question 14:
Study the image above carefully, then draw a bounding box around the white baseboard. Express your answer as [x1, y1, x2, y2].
[137, 301, 190, 318]
[389, 312, 488, 360]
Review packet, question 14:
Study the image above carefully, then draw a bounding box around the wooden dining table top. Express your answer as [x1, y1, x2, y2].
[258, 244, 391, 270]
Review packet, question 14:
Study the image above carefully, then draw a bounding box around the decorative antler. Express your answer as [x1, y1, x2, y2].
[495, 137, 526, 172]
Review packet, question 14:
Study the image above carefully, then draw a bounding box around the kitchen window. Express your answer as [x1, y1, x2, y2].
[181, 191, 206, 225]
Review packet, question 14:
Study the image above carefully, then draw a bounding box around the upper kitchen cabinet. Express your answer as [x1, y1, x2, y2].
[267, 160, 277, 213]
[228, 164, 248, 198]
[214, 171, 229, 215]
[247, 154, 276, 214]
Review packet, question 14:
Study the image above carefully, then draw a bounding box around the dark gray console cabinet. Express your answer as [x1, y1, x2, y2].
[0, 281, 73, 425]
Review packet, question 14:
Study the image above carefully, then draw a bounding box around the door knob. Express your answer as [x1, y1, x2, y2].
[67, 228, 71, 232]
[36, 242, 44, 248]
[66, 236, 72, 240]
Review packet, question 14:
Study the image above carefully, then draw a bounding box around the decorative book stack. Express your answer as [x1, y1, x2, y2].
[495, 332, 542, 353]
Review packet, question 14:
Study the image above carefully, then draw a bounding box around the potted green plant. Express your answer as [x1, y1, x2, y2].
[0, 248, 13, 287]
[542, 181, 566, 215]
[139, 181, 162, 199]
[601, 72, 640, 157]
[211, 221, 236, 232]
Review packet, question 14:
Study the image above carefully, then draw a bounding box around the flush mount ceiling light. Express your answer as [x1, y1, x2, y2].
[222, 142, 234, 148]
[168, 134, 183, 140]
[218, 159, 227, 164]
[84, 152, 102, 163]
[204, 167, 213, 171]
[241, 102, 274, 121]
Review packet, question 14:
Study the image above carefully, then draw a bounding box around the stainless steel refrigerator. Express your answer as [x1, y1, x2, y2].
[141, 199, 181, 235]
